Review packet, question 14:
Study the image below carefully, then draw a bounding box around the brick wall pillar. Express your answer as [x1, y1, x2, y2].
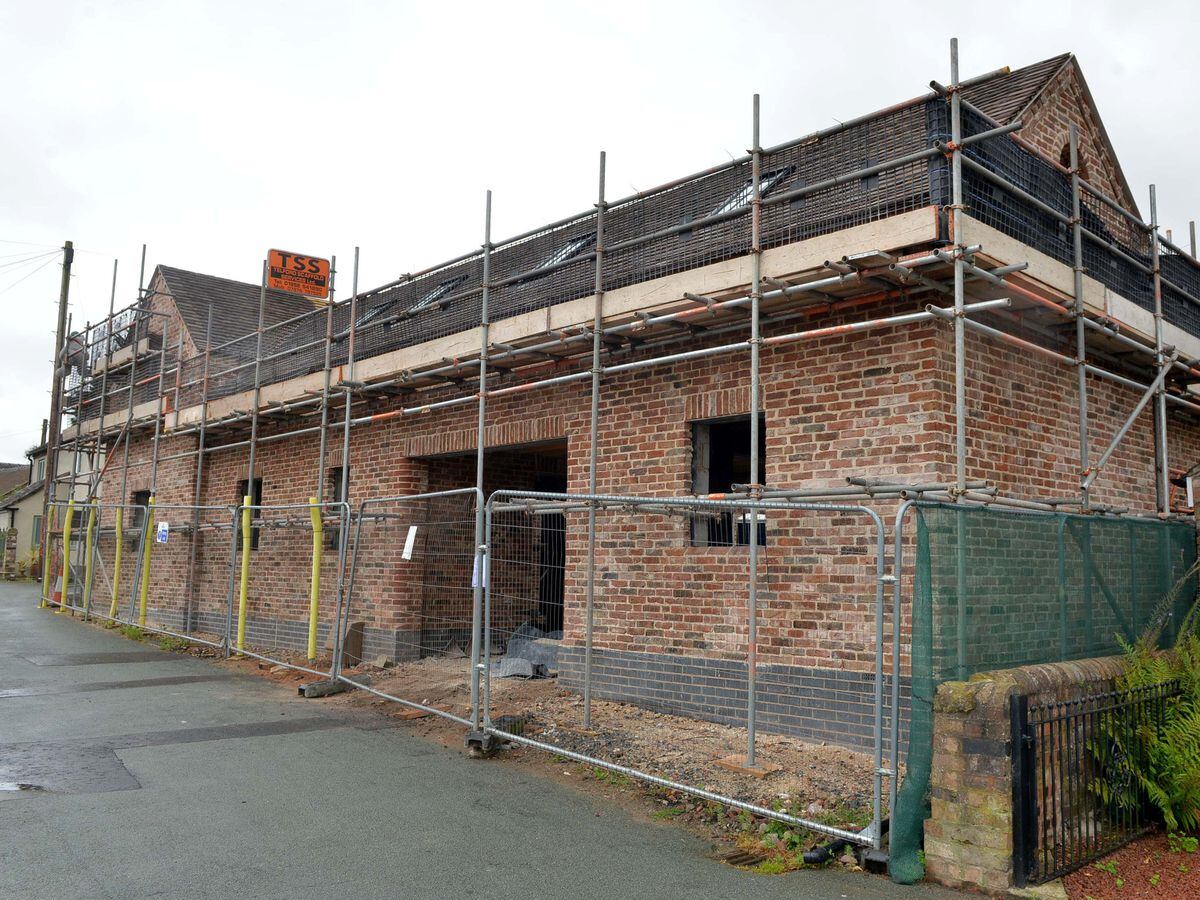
[923, 657, 1125, 894]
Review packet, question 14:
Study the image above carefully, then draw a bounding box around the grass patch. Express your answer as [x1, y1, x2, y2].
[119, 625, 145, 641]
[753, 858, 792, 875]
[157, 636, 188, 652]
[1169, 833, 1199, 855]
[651, 807, 684, 821]
[589, 766, 632, 787]
[731, 800, 872, 873]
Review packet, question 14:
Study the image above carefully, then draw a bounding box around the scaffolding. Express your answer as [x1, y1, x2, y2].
[37, 40, 1200, 868]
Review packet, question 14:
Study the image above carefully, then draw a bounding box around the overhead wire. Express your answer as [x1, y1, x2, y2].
[0, 254, 61, 296]
[0, 249, 60, 270]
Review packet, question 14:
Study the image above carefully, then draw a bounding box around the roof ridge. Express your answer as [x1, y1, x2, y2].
[1011, 52, 1074, 121]
[158, 264, 263, 292]
[960, 51, 1074, 126]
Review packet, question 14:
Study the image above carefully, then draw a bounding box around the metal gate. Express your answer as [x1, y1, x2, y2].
[1011, 681, 1181, 886]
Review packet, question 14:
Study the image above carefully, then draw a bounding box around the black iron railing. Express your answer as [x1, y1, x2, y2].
[1011, 680, 1181, 886]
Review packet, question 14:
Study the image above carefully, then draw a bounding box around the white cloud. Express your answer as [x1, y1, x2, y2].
[2, 0, 1198, 459]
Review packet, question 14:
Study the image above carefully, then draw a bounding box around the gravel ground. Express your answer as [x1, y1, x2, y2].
[1063, 831, 1200, 899]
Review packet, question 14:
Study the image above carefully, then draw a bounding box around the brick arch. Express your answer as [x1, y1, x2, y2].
[1019, 63, 1138, 214]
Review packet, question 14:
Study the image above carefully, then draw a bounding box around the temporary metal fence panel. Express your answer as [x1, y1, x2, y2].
[233, 500, 352, 676]
[482, 490, 891, 849]
[132, 502, 241, 651]
[83, 502, 148, 625]
[1011, 681, 1182, 886]
[334, 488, 481, 726]
[44, 502, 139, 619]
[42, 503, 81, 615]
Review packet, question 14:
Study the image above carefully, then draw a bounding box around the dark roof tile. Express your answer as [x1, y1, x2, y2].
[158, 265, 321, 356]
[0, 478, 42, 509]
[962, 53, 1072, 124]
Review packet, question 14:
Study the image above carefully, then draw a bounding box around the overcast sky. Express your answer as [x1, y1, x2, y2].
[2, 0, 1198, 461]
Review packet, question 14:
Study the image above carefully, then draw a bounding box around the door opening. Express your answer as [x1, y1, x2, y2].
[534, 471, 566, 634]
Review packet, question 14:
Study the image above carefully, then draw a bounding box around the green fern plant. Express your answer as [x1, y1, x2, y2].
[1096, 560, 1200, 833]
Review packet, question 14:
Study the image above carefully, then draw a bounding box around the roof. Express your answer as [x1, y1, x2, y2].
[157, 265, 323, 356]
[0, 463, 26, 499]
[0, 478, 42, 511]
[157, 58, 1091, 375]
[96, 52, 1184, 416]
[962, 53, 1138, 214]
[962, 53, 1072, 124]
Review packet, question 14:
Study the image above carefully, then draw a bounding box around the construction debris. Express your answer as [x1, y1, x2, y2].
[494, 622, 561, 678]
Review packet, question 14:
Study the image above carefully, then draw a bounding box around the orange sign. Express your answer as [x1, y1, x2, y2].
[267, 249, 330, 300]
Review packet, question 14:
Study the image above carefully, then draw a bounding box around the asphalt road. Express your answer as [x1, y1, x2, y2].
[0, 581, 962, 899]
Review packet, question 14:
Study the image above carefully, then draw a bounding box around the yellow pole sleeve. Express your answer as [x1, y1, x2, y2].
[57, 500, 75, 615]
[138, 496, 155, 626]
[109, 507, 124, 619]
[40, 505, 57, 608]
[237, 495, 252, 653]
[83, 506, 96, 616]
[307, 497, 323, 662]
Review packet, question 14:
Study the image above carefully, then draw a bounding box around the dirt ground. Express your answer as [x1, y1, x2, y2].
[1063, 831, 1200, 899]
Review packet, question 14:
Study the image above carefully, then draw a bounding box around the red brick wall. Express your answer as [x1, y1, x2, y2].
[91, 290, 1196, 679]
[1017, 61, 1141, 231]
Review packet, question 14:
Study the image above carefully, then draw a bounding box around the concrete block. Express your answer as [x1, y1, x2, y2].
[493, 657, 534, 679]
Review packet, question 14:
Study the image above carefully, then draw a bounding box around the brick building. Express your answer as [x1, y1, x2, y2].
[59, 52, 1200, 752]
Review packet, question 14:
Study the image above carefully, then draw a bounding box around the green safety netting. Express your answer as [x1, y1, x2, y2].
[891, 503, 1198, 883]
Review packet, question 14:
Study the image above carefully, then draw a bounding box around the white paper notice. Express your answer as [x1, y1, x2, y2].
[402, 525, 418, 560]
[471, 552, 488, 589]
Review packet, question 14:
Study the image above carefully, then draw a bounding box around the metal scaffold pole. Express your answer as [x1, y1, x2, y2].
[1149, 186, 1170, 515]
[185, 302, 213, 633]
[950, 37, 969, 681]
[172, 328, 185, 430]
[68, 314, 84, 499]
[329, 248, 358, 677]
[311, 255, 337, 660]
[91, 259, 118, 502]
[233, 261, 269, 647]
[118, 246, 147, 512]
[315, 256, 337, 502]
[949, 38, 967, 491]
[110, 246, 147, 615]
[583, 151, 606, 729]
[470, 192, 492, 733]
[246, 260, 268, 492]
[1069, 126, 1090, 508]
[339, 248, 358, 518]
[747, 93, 763, 767]
[63, 310, 85, 615]
[148, 311, 168, 497]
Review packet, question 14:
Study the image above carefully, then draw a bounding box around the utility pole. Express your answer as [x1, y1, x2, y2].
[40, 241, 73, 605]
